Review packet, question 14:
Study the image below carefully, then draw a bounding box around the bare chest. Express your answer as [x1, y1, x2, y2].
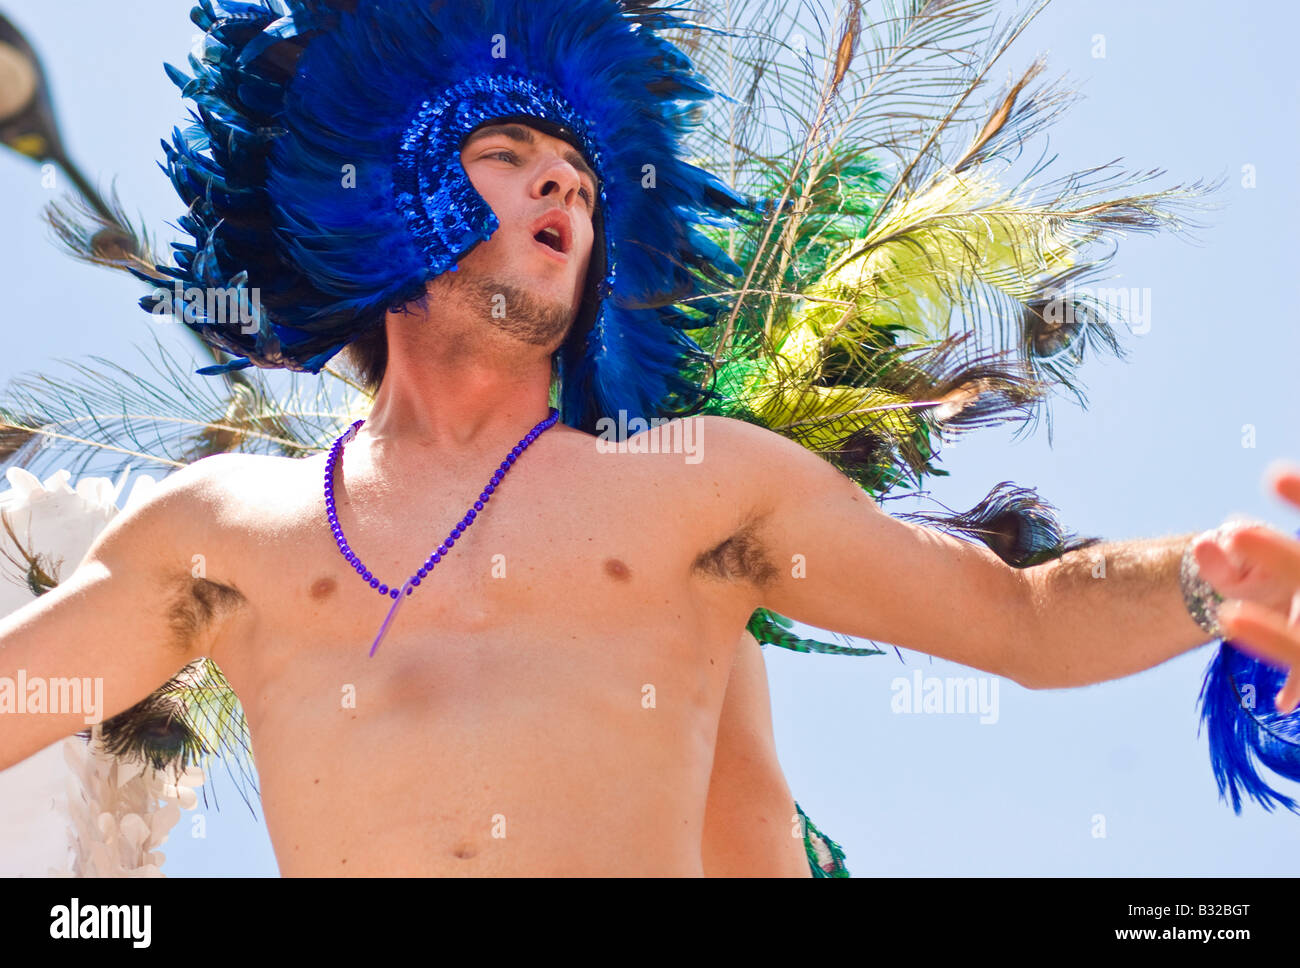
[254, 455, 707, 632]
[199, 443, 757, 873]
[209, 442, 758, 723]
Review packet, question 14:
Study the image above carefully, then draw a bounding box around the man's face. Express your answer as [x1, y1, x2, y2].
[442, 121, 598, 351]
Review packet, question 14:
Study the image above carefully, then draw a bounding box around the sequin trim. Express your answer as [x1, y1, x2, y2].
[393, 72, 616, 296]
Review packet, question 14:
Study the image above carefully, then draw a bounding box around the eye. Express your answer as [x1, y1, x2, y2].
[484, 149, 595, 210]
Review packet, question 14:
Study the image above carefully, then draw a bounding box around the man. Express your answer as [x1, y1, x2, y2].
[3, 116, 1298, 875]
[8, 0, 1300, 876]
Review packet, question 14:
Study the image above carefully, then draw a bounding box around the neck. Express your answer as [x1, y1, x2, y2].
[360, 341, 556, 457]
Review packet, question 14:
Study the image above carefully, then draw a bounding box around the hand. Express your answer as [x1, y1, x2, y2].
[1194, 464, 1300, 715]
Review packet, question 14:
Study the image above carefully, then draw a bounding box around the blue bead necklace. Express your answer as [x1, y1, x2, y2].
[324, 407, 561, 656]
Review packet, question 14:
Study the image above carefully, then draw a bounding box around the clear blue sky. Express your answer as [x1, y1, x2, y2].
[1, 0, 1297, 876]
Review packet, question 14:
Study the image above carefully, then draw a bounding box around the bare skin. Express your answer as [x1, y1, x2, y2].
[181, 424, 807, 875]
[702, 630, 811, 876]
[0, 122, 814, 876]
[3, 123, 1288, 876]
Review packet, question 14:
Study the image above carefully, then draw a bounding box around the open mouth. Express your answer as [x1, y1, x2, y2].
[529, 212, 572, 259]
[534, 227, 565, 253]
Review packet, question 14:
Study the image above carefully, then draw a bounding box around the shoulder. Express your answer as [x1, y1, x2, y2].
[62, 454, 265, 658]
[116, 451, 298, 562]
[613, 417, 792, 583]
[659, 415, 807, 464]
[593, 414, 774, 462]
[181, 449, 314, 495]
[138, 452, 281, 514]
[647, 415, 845, 510]
[121, 453, 283, 654]
[580, 414, 767, 490]
[687, 414, 864, 498]
[184, 449, 300, 479]
[566, 413, 818, 530]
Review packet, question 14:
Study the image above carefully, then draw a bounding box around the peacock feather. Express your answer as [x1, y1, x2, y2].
[658, 0, 1220, 654]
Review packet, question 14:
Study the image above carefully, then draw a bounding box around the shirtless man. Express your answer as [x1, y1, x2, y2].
[0, 122, 1290, 876]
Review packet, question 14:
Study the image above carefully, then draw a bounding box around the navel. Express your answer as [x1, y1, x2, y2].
[451, 843, 479, 860]
[603, 557, 631, 582]
[309, 576, 337, 600]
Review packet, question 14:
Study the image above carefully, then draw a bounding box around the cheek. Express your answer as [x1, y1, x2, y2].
[476, 204, 518, 253]
[462, 170, 510, 231]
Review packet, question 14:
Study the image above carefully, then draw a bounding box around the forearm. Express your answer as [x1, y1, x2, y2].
[1014, 533, 1213, 689]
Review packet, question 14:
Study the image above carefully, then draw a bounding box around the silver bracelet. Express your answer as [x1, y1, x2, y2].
[1179, 518, 1267, 641]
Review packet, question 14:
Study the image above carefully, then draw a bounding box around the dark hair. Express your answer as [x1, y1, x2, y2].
[338, 310, 389, 397]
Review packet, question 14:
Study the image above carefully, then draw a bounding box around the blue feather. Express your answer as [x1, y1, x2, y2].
[1198, 632, 1300, 815]
[144, 0, 762, 432]
[1196, 525, 1300, 815]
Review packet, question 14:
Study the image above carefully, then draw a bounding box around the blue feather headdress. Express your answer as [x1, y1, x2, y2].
[134, 0, 761, 432]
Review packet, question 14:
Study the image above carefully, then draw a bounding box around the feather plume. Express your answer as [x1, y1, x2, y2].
[896, 481, 1101, 568]
[748, 607, 885, 656]
[0, 335, 365, 483]
[1198, 639, 1300, 815]
[78, 658, 259, 815]
[666, 0, 1219, 654]
[42, 179, 164, 283]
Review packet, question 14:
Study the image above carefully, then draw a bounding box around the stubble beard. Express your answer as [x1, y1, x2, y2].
[445, 270, 577, 351]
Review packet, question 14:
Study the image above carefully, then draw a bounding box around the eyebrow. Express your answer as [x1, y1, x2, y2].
[464, 123, 600, 196]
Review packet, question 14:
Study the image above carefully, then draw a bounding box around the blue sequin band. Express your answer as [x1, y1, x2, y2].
[393, 71, 616, 303]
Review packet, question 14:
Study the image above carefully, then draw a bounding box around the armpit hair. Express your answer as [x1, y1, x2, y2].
[164, 574, 247, 655]
[690, 510, 780, 589]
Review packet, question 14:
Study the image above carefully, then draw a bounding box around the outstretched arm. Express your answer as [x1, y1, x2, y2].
[1014, 534, 1210, 688]
[0, 457, 243, 770]
[704, 415, 1257, 690]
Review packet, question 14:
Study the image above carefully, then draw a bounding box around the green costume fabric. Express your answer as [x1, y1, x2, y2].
[798, 803, 851, 878]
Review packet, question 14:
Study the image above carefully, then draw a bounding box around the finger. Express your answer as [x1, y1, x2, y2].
[1223, 527, 1300, 588]
[1193, 538, 1243, 591]
[1218, 600, 1300, 671]
[1266, 464, 1300, 511]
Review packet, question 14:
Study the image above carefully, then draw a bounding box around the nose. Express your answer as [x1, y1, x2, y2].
[531, 152, 584, 209]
